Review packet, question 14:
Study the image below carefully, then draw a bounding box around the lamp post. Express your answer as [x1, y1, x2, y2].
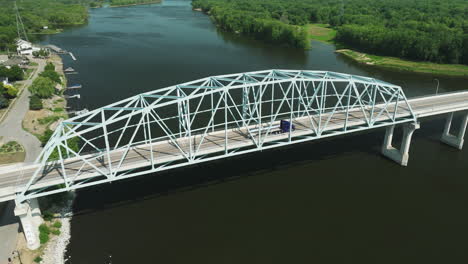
[434, 78, 440, 95]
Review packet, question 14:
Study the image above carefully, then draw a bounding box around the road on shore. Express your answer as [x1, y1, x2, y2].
[0, 58, 45, 163]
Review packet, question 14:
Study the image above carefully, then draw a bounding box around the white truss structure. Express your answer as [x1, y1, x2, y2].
[17, 70, 417, 202]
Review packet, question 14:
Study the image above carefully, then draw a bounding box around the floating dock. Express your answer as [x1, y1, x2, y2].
[69, 52, 76, 61]
[69, 108, 89, 115]
[44, 44, 67, 54]
[64, 94, 81, 99]
[67, 84, 82, 89]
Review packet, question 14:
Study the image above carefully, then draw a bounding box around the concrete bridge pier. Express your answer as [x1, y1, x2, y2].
[441, 112, 468, 150]
[382, 123, 420, 166]
[14, 198, 43, 250]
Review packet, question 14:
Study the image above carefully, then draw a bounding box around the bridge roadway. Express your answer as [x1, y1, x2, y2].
[0, 91, 468, 202]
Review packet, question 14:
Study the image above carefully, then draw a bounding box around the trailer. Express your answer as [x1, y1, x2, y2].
[280, 120, 295, 133]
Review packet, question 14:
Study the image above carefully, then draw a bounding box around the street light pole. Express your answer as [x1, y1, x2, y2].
[434, 78, 440, 95]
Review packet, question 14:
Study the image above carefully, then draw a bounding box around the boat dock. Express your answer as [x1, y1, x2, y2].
[69, 52, 76, 61]
[67, 84, 82, 89]
[68, 108, 89, 115]
[64, 94, 81, 99]
[44, 44, 67, 54]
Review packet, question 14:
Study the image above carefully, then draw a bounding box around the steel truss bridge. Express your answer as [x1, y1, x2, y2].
[1, 70, 468, 204]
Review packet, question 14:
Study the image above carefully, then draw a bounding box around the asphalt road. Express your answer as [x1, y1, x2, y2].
[0, 57, 45, 163]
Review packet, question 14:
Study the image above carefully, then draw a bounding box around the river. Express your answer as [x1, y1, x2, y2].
[39, 0, 468, 263]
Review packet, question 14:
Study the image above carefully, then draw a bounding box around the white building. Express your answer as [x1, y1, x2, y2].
[0, 77, 10, 86]
[16, 39, 40, 56]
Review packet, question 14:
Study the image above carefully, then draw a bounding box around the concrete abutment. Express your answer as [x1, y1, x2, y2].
[441, 112, 468, 150]
[14, 198, 43, 250]
[382, 122, 420, 166]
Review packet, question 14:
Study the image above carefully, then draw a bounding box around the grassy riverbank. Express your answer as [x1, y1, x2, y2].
[337, 49, 468, 77]
[305, 24, 336, 43]
[109, 0, 161, 7]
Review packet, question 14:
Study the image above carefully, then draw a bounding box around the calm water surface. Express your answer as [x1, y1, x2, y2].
[40, 0, 468, 263]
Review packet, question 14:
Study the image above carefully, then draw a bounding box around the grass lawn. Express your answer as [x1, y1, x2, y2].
[305, 24, 336, 43]
[336, 49, 468, 77]
[0, 141, 25, 164]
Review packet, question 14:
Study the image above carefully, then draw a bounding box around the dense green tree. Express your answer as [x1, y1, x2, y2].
[29, 95, 43, 110]
[8, 66, 24, 81]
[193, 0, 468, 65]
[44, 63, 55, 72]
[0, 0, 95, 51]
[29, 77, 55, 98]
[0, 66, 24, 82]
[3, 84, 18, 99]
[0, 94, 8, 108]
[40, 70, 61, 84]
[39, 129, 54, 147]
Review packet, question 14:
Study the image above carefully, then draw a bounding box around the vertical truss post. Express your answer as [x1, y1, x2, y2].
[56, 139, 70, 189]
[224, 90, 228, 154]
[392, 89, 400, 121]
[344, 82, 352, 131]
[318, 80, 325, 135]
[259, 84, 264, 146]
[145, 109, 155, 168]
[289, 81, 295, 142]
[211, 92, 215, 133]
[186, 98, 193, 161]
[61, 126, 70, 159]
[370, 85, 377, 124]
[270, 83, 275, 124]
[101, 110, 114, 178]
[177, 89, 183, 138]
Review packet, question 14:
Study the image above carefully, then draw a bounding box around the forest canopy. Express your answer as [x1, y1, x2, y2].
[0, 0, 101, 51]
[192, 0, 468, 65]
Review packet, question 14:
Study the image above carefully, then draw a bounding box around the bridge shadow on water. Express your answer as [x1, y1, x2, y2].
[65, 114, 468, 264]
[71, 115, 456, 216]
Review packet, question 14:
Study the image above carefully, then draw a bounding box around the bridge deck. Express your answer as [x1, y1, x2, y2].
[1, 91, 467, 202]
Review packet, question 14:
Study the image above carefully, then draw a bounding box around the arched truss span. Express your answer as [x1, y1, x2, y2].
[18, 69, 416, 201]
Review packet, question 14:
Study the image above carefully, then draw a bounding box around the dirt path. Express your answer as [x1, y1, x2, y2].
[0, 58, 45, 163]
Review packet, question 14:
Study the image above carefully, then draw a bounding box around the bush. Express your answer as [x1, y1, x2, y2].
[39, 223, 50, 244]
[51, 229, 61, 235]
[33, 49, 50, 58]
[52, 221, 62, 228]
[29, 77, 55, 98]
[7, 65, 24, 81]
[39, 223, 50, 234]
[29, 95, 43, 110]
[45, 62, 55, 72]
[34, 256, 43, 263]
[0, 94, 8, 109]
[40, 129, 54, 146]
[39, 231, 49, 244]
[40, 70, 61, 84]
[4, 84, 18, 98]
[42, 210, 54, 221]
